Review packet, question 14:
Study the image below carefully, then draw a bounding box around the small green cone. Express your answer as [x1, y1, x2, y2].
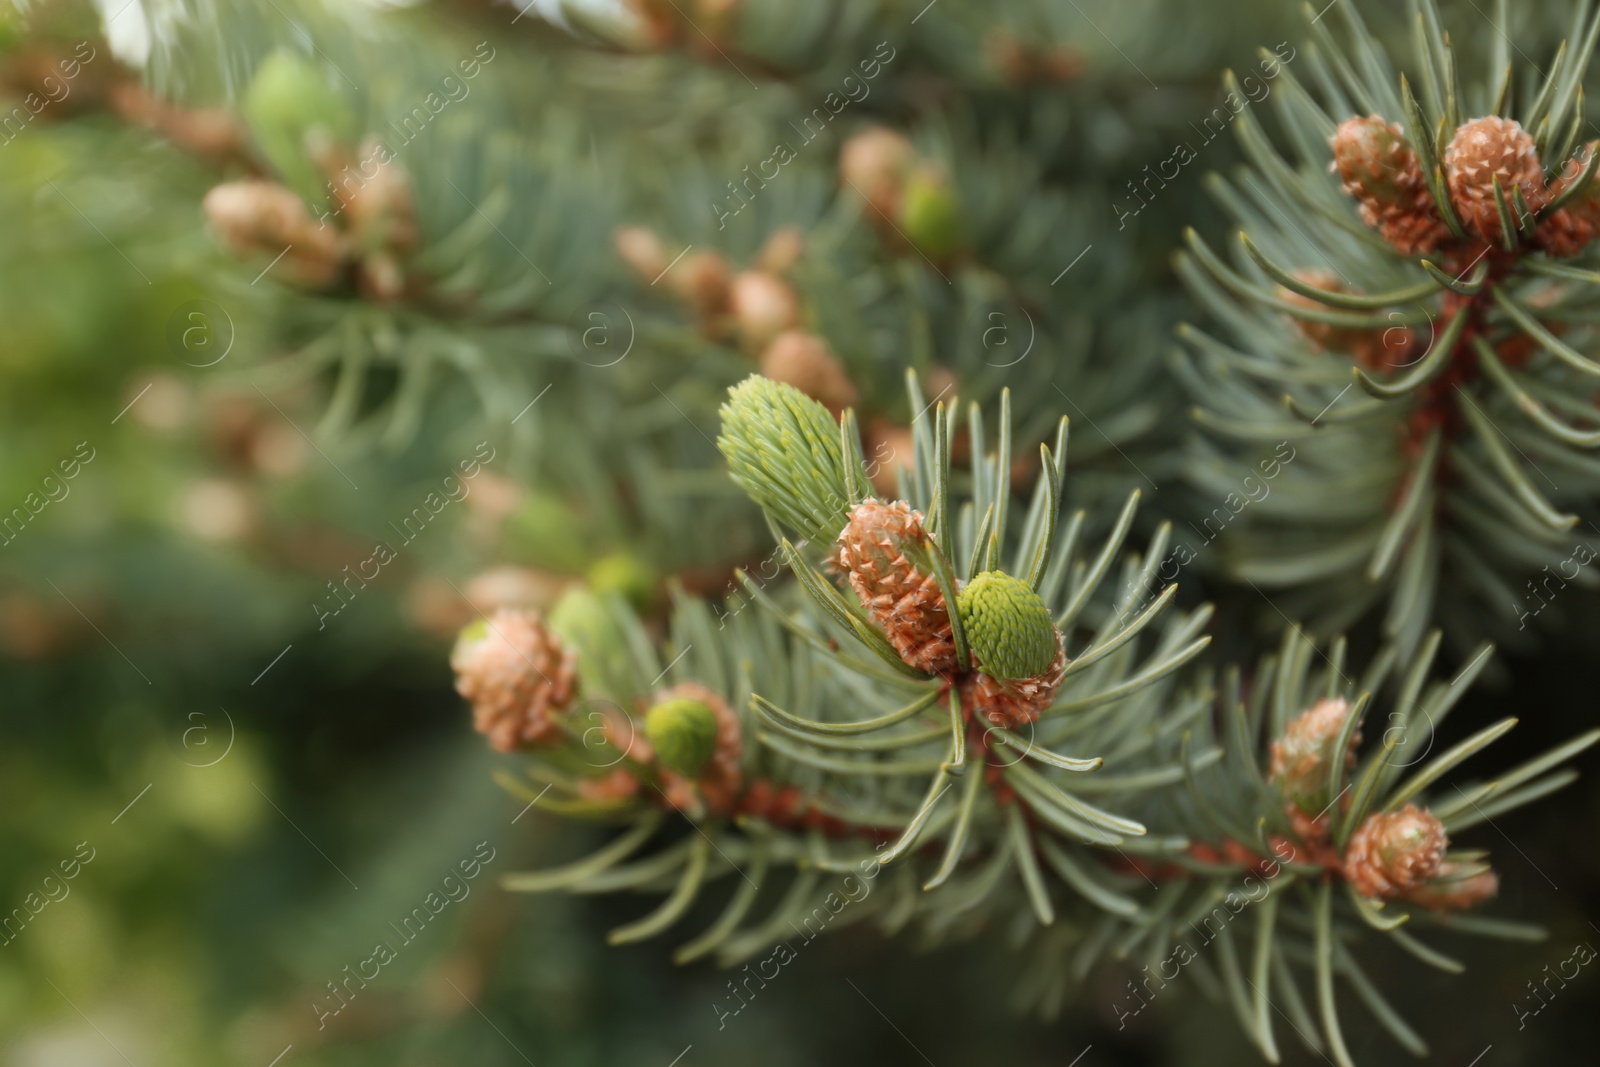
[244, 49, 355, 201]
[645, 697, 720, 776]
[957, 571, 1057, 681]
[898, 167, 963, 259]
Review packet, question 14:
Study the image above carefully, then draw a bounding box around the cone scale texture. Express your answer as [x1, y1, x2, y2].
[1444, 116, 1547, 244]
[1344, 804, 1448, 899]
[836, 499, 957, 674]
[957, 570, 1058, 681]
[451, 609, 579, 753]
[1330, 116, 1449, 254]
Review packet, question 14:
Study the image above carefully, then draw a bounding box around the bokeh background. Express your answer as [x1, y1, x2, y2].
[2, 1, 1598, 1065]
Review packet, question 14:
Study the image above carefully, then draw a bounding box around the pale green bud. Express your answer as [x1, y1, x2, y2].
[957, 570, 1057, 681]
[645, 697, 719, 776]
[898, 167, 963, 259]
[244, 49, 355, 201]
[717, 374, 856, 547]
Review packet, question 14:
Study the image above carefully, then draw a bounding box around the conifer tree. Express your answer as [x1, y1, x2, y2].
[8, 0, 1600, 1062]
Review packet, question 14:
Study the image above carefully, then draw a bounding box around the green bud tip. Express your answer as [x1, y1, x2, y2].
[717, 374, 852, 546]
[245, 50, 354, 140]
[244, 49, 355, 199]
[645, 697, 720, 777]
[957, 570, 1058, 681]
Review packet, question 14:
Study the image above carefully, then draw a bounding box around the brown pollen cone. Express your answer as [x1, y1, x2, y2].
[840, 126, 914, 218]
[962, 631, 1067, 730]
[614, 226, 669, 281]
[340, 153, 417, 258]
[836, 500, 957, 674]
[108, 82, 247, 166]
[1537, 141, 1600, 258]
[1269, 696, 1360, 841]
[863, 418, 916, 498]
[1278, 270, 1415, 370]
[451, 609, 579, 753]
[1444, 116, 1547, 244]
[1343, 804, 1448, 899]
[667, 249, 733, 322]
[730, 270, 799, 353]
[1330, 116, 1449, 254]
[756, 225, 807, 275]
[1536, 207, 1594, 258]
[203, 180, 348, 287]
[759, 330, 859, 414]
[578, 769, 642, 805]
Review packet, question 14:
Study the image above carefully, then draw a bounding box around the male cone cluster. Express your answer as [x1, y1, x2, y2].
[836, 504, 1067, 727]
[1268, 696, 1359, 840]
[1268, 699, 1497, 911]
[203, 181, 349, 288]
[451, 609, 578, 753]
[612, 224, 857, 412]
[1540, 141, 1600, 256]
[1332, 113, 1600, 259]
[1343, 804, 1449, 899]
[1329, 116, 1451, 254]
[203, 50, 418, 299]
[451, 609, 744, 815]
[839, 126, 964, 259]
[1345, 803, 1496, 912]
[722, 376, 1070, 725]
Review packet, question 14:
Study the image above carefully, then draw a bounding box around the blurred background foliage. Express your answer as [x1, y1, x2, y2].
[1, 0, 1598, 1065]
